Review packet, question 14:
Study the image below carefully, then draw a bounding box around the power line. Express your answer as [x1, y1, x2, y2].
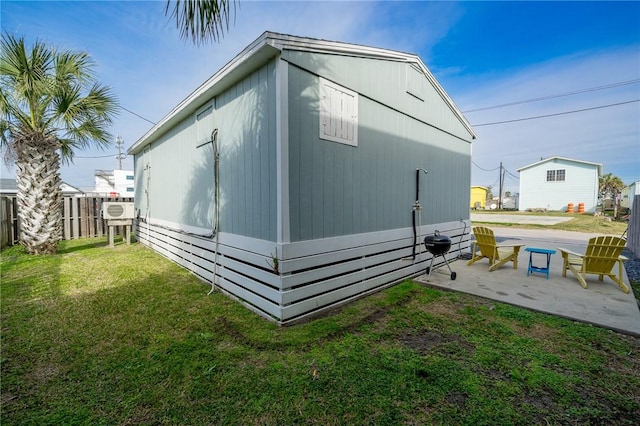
[121, 106, 156, 125]
[472, 99, 639, 127]
[463, 79, 640, 113]
[505, 168, 520, 179]
[472, 160, 500, 172]
[75, 153, 127, 159]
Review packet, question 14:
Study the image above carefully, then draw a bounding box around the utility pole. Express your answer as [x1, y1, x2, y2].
[115, 135, 126, 170]
[498, 162, 505, 210]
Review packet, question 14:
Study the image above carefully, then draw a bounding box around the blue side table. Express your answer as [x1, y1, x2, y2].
[525, 247, 556, 279]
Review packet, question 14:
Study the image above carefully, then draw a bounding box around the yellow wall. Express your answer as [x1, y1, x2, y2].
[470, 186, 487, 209]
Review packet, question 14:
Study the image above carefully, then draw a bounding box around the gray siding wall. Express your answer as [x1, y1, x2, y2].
[133, 148, 148, 215]
[287, 60, 471, 242]
[282, 49, 471, 142]
[215, 60, 278, 241]
[135, 60, 278, 241]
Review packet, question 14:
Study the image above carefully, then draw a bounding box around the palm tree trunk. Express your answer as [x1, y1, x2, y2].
[16, 142, 63, 254]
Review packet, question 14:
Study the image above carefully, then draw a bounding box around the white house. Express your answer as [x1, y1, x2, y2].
[1, 178, 84, 197]
[517, 157, 602, 213]
[94, 169, 134, 197]
[60, 182, 84, 197]
[621, 181, 640, 209]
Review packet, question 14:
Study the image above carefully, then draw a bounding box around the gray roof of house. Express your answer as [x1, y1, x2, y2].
[0, 178, 18, 193]
[1, 178, 84, 194]
[516, 156, 604, 175]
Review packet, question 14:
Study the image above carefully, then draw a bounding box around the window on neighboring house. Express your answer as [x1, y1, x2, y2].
[319, 77, 358, 146]
[126, 187, 134, 192]
[546, 169, 566, 182]
[126, 175, 134, 180]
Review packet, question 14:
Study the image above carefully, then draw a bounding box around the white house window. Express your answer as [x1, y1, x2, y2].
[546, 169, 566, 182]
[319, 77, 358, 146]
[126, 175, 134, 181]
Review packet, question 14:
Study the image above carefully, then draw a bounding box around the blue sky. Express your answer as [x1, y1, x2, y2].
[1, 0, 639, 194]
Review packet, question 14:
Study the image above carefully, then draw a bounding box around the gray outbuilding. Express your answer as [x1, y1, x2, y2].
[128, 32, 476, 324]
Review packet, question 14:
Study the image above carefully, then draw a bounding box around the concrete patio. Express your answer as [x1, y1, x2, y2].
[414, 227, 640, 337]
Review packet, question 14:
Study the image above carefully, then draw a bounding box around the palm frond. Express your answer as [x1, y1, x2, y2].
[1, 33, 53, 112]
[165, 0, 237, 45]
[57, 139, 78, 165]
[54, 50, 96, 86]
[1, 31, 119, 166]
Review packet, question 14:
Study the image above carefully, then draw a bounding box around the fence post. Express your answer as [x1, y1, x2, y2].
[1, 197, 9, 249]
[63, 197, 71, 240]
[1, 196, 19, 248]
[71, 198, 79, 239]
[87, 197, 95, 238]
[79, 198, 88, 238]
[627, 195, 640, 258]
[96, 198, 104, 237]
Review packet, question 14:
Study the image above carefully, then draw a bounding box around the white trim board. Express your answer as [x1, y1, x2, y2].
[135, 219, 471, 324]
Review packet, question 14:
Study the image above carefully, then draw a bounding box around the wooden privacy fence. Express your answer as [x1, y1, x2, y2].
[626, 194, 640, 258]
[0, 196, 134, 249]
[1, 196, 19, 249]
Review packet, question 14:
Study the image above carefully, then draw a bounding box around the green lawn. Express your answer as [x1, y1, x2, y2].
[2, 238, 639, 425]
[471, 209, 629, 235]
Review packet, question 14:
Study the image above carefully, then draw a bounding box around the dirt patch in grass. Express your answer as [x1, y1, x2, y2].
[304, 286, 421, 337]
[410, 296, 468, 323]
[26, 362, 62, 386]
[445, 391, 468, 408]
[214, 315, 248, 343]
[397, 330, 444, 353]
[121, 405, 155, 426]
[397, 330, 475, 357]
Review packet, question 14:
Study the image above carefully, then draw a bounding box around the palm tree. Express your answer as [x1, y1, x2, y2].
[0, 33, 118, 254]
[599, 173, 625, 218]
[165, 0, 237, 45]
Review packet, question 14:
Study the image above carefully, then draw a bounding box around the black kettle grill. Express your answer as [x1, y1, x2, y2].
[424, 231, 456, 281]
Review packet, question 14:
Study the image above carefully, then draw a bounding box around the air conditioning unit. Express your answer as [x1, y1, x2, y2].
[102, 202, 135, 220]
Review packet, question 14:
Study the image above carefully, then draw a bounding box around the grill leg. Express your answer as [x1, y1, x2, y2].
[442, 257, 457, 280]
[426, 254, 457, 281]
[426, 256, 436, 281]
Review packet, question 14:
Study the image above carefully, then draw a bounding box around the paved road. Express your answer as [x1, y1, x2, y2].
[471, 213, 573, 225]
[482, 226, 604, 249]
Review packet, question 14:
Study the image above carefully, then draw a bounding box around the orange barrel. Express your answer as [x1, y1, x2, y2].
[578, 202, 585, 213]
[567, 203, 574, 213]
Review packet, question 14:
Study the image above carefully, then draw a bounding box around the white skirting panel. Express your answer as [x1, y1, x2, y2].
[135, 219, 471, 324]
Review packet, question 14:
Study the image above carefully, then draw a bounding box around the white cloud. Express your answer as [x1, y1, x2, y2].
[457, 46, 640, 192]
